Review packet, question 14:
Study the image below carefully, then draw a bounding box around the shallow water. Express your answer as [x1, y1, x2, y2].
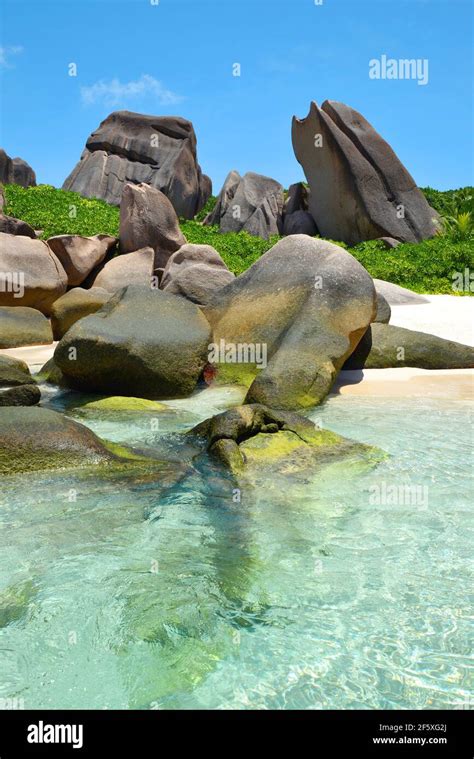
[0, 386, 472, 710]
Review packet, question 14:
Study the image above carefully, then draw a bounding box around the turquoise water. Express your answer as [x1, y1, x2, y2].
[0, 386, 472, 710]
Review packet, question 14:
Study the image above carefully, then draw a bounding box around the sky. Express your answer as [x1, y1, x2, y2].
[0, 0, 473, 194]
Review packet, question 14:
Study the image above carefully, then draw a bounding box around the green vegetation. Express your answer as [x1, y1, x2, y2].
[3, 183, 120, 238]
[181, 219, 280, 275]
[3, 183, 473, 293]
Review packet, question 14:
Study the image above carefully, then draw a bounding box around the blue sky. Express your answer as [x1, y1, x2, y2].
[1, 0, 472, 193]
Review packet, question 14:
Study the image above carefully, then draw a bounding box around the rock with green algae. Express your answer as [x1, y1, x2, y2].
[0, 579, 37, 628]
[36, 356, 68, 387]
[76, 395, 170, 412]
[0, 406, 156, 475]
[189, 403, 383, 476]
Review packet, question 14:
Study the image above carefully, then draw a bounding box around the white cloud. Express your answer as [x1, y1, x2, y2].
[0, 45, 23, 68]
[80, 74, 183, 107]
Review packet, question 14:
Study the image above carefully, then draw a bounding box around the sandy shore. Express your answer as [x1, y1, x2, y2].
[333, 367, 473, 401]
[1, 295, 472, 400]
[390, 295, 474, 346]
[0, 342, 57, 372]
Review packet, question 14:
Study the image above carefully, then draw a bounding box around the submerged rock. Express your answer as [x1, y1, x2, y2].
[54, 285, 212, 399]
[190, 404, 382, 477]
[0, 406, 120, 474]
[344, 323, 474, 370]
[77, 396, 170, 412]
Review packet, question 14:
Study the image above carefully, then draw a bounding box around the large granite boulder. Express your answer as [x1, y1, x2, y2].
[0, 149, 36, 188]
[54, 285, 212, 398]
[282, 210, 318, 236]
[47, 234, 117, 286]
[0, 233, 67, 314]
[204, 171, 284, 239]
[189, 404, 382, 477]
[160, 243, 234, 304]
[0, 407, 122, 475]
[62, 111, 211, 218]
[292, 100, 439, 245]
[88, 247, 155, 292]
[0, 215, 37, 238]
[0, 306, 53, 348]
[50, 287, 111, 340]
[119, 183, 186, 268]
[203, 234, 376, 409]
[373, 279, 429, 306]
[0, 354, 34, 387]
[344, 324, 474, 370]
[284, 182, 310, 216]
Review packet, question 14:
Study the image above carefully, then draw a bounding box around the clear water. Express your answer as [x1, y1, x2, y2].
[0, 385, 472, 710]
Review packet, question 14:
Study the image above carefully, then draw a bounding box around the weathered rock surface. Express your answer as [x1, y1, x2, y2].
[292, 100, 439, 244]
[62, 111, 211, 218]
[344, 323, 474, 370]
[203, 234, 376, 409]
[204, 171, 284, 239]
[160, 243, 234, 304]
[0, 215, 37, 238]
[0, 354, 34, 387]
[190, 404, 382, 476]
[0, 384, 41, 407]
[374, 291, 391, 324]
[54, 285, 212, 398]
[204, 170, 241, 226]
[50, 287, 111, 340]
[0, 306, 53, 348]
[0, 149, 36, 188]
[47, 234, 117, 286]
[282, 209, 318, 236]
[284, 182, 310, 216]
[0, 406, 120, 475]
[0, 233, 67, 314]
[89, 247, 155, 292]
[119, 183, 186, 268]
[373, 279, 429, 306]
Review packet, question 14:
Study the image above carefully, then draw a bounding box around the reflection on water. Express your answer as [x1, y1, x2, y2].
[0, 386, 472, 709]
